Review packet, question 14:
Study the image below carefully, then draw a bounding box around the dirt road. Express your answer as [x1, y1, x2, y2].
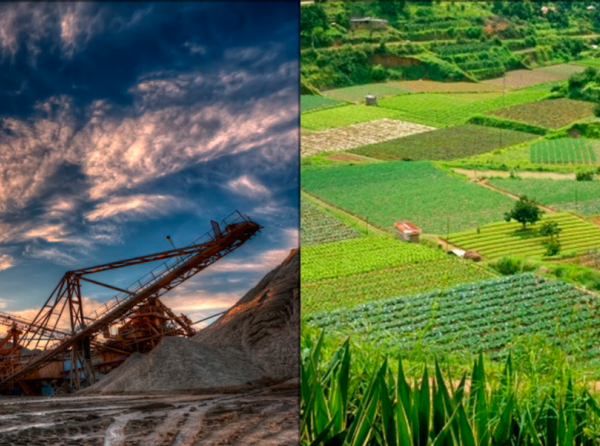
[0, 383, 299, 446]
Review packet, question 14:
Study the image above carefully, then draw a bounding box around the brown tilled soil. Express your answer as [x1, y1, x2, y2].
[0, 381, 299, 446]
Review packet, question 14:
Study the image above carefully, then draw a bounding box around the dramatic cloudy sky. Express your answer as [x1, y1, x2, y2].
[0, 2, 299, 330]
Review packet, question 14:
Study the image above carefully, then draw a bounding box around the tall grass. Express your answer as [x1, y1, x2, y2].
[302, 333, 600, 445]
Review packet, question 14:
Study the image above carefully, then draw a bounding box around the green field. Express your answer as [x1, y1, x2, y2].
[530, 138, 600, 164]
[488, 178, 600, 215]
[300, 95, 345, 113]
[301, 161, 515, 234]
[306, 273, 600, 363]
[322, 83, 412, 103]
[487, 98, 597, 129]
[300, 104, 405, 130]
[301, 197, 361, 246]
[301, 235, 445, 283]
[448, 212, 600, 259]
[377, 88, 550, 127]
[351, 124, 538, 161]
[302, 257, 495, 314]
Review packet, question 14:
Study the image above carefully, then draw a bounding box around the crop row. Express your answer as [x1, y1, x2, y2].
[301, 257, 495, 314]
[351, 124, 537, 161]
[306, 273, 600, 361]
[300, 197, 361, 246]
[301, 235, 445, 282]
[531, 138, 600, 165]
[448, 212, 600, 259]
[301, 161, 515, 234]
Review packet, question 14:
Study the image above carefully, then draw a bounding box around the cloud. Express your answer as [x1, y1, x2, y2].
[208, 247, 292, 275]
[226, 175, 270, 198]
[85, 194, 193, 222]
[0, 254, 15, 271]
[24, 246, 79, 266]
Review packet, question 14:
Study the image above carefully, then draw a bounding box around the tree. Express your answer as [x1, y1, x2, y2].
[539, 221, 562, 241]
[504, 196, 544, 229]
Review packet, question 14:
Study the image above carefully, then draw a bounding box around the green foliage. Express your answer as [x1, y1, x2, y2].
[539, 221, 562, 240]
[351, 124, 538, 161]
[491, 256, 523, 275]
[576, 169, 595, 181]
[300, 104, 405, 130]
[504, 195, 544, 229]
[468, 114, 549, 135]
[545, 239, 561, 256]
[302, 337, 600, 446]
[302, 161, 515, 234]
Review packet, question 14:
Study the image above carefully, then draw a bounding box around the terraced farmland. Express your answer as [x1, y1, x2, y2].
[301, 235, 445, 282]
[301, 161, 515, 233]
[351, 124, 537, 161]
[322, 83, 412, 103]
[300, 104, 405, 130]
[487, 98, 596, 129]
[488, 178, 600, 215]
[447, 212, 600, 259]
[530, 138, 600, 164]
[378, 88, 550, 127]
[306, 273, 600, 363]
[301, 119, 433, 157]
[301, 197, 361, 246]
[300, 95, 345, 113]
[302, 258, 496, 314]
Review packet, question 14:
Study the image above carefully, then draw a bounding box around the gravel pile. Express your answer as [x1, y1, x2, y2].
[194, 249, 300, 380]
[84, 337, 264, 394]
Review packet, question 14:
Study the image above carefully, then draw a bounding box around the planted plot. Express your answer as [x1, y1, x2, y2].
[378, 89, 549, 127]
[301, 161, 514, 234]
[301, 235, 445, 283]
[302, 258, 495, 314]
[530, 138, 600, 164]
[306, 274, 600, 362]
[391, 80, 504, 93]
[351, 124, 537, 161]
[300, 105, 405, 131]
[322, 83, 412, 103]
[483, 64, 585, 89]
[300, 95, 344, 113]
[301, 119, 433, 157]
[488, 98, 596, 129]
[488, 178, 600, 215]
[447, 212, 600, 259]
[301, 198, 361, 246]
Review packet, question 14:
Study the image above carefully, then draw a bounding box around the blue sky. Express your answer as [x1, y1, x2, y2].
[0, 2, 299, 329]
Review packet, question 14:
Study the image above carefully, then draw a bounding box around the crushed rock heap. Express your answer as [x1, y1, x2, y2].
[85, 249, 299, 394]
[194, 248, 300, 380]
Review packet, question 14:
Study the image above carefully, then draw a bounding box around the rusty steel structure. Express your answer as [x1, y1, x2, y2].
[0, 211, 262, 393]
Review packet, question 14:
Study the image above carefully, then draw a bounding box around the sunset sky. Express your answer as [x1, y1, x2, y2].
[0, 2, 299, 329]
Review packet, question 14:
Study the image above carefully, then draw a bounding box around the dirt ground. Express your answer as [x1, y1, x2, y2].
[0, 382, 299, 446]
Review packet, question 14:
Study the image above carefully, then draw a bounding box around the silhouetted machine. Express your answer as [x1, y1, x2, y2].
[0, 212, 261, 393]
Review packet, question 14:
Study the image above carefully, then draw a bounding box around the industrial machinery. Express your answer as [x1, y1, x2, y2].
[0, 211, 262, 394]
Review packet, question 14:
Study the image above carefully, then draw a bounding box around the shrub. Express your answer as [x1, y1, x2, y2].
[576, 170, 595, 181]
[492, 256, 522, 275]
[545, 240, 561, 256]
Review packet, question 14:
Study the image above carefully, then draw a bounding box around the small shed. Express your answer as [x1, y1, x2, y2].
[350, 17, 388, 31]
[365, 94, 377, 106]
[395, 221, 421, 243]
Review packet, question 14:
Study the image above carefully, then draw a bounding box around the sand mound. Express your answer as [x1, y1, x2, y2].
[85, 337, 264, 394]
[194, 249, 299, 380]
